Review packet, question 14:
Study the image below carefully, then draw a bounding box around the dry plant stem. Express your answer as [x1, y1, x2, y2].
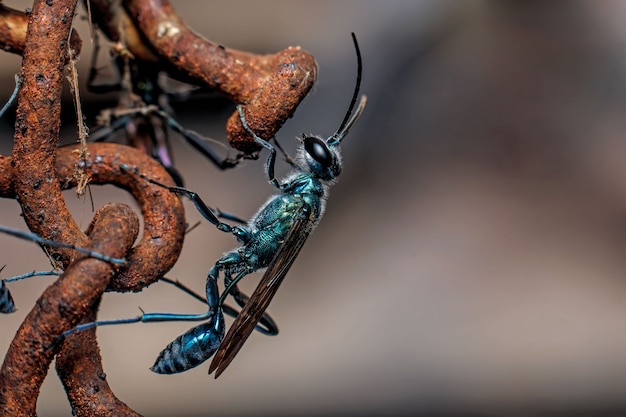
[0, 204, 140, 417]
[0, 4, 82, 57]
[56, 299, 141, 417]
[89, 0, 318, 153]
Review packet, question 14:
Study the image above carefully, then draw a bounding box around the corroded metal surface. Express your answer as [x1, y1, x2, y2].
[0, 0, 317, 414]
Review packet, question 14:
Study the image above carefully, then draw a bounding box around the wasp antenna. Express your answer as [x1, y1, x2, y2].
[329, 32, 364, 146]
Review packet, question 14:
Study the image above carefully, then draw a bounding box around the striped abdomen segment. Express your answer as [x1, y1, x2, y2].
[0, 280, 15, 314]
[151, 311, 225, 374]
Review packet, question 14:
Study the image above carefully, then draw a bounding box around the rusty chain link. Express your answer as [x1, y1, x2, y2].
[0, 0, 317, 415]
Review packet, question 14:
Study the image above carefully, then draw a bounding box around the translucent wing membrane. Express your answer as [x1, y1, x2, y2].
[209, 203, 313, 377]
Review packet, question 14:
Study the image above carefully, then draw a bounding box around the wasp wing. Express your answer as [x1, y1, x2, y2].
[209, 203, 314, 378]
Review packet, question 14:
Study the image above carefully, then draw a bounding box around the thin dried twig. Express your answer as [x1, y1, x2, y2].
[66, 46, 91, 197]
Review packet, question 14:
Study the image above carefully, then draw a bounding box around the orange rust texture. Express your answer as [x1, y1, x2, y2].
[56, 143, 186, 291]
[0, 4, 82, 57]
[0, 203, 140, 416]
[0, 144, 184, 417]
[0, 0, 318, 414]
[0, 143, 186, 292]
[90, 0, 318, 153]
[11, 0, 87, 259]
[0, 0, 182, 415]
[56, 299, 141, 417]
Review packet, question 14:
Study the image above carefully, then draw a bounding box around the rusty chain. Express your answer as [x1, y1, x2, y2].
[0, 0, 317, 415]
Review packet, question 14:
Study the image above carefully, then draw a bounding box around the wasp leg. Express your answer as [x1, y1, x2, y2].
[61, 275, 224, 369]
[158, 276, 277, 335]
[224, 274, 278, 336]
[164, 116, 241, 170]
[120, 164, 241, 235]
[151, 273, 225, 373]
[236, 105, 287, 191]
[0, 75, 20, 119]
[88, 115, 133, 142]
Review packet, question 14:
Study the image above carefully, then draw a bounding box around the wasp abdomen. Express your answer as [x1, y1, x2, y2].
[151, 311, 225, 374]
[0, 280, 16, 314]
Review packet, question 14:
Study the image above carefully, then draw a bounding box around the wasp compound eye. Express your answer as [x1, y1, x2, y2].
[304, 136, 333, 167]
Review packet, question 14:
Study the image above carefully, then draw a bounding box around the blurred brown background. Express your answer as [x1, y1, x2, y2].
[2, 1, 626, 416]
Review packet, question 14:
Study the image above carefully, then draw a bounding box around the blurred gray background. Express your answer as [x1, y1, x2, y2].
[2, 1, 626, 416]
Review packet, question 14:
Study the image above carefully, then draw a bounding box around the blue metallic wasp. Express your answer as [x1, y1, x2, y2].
[63, 33, 366, 378]
[0, 225, 125, 314]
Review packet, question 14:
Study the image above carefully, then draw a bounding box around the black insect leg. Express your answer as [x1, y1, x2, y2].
[0, 225, 125, 266]
[223, 272, 278, 335]
[236, 105, 286, 191]
[3, 270, 60, 284]
[271, 135, 297, 168]
[88, 115, 133, 142]
[120, 164, 242, 235]
[0, 75, 20, 119]
[159, 277, 207, 304]
[159, 268, 277, 335]
[165, 116, 241, 170]
[212, 208, 247, 225]
[1, 270, 61, 313]
[61, 274, 223, 341]
[86, 31, 124, 95]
